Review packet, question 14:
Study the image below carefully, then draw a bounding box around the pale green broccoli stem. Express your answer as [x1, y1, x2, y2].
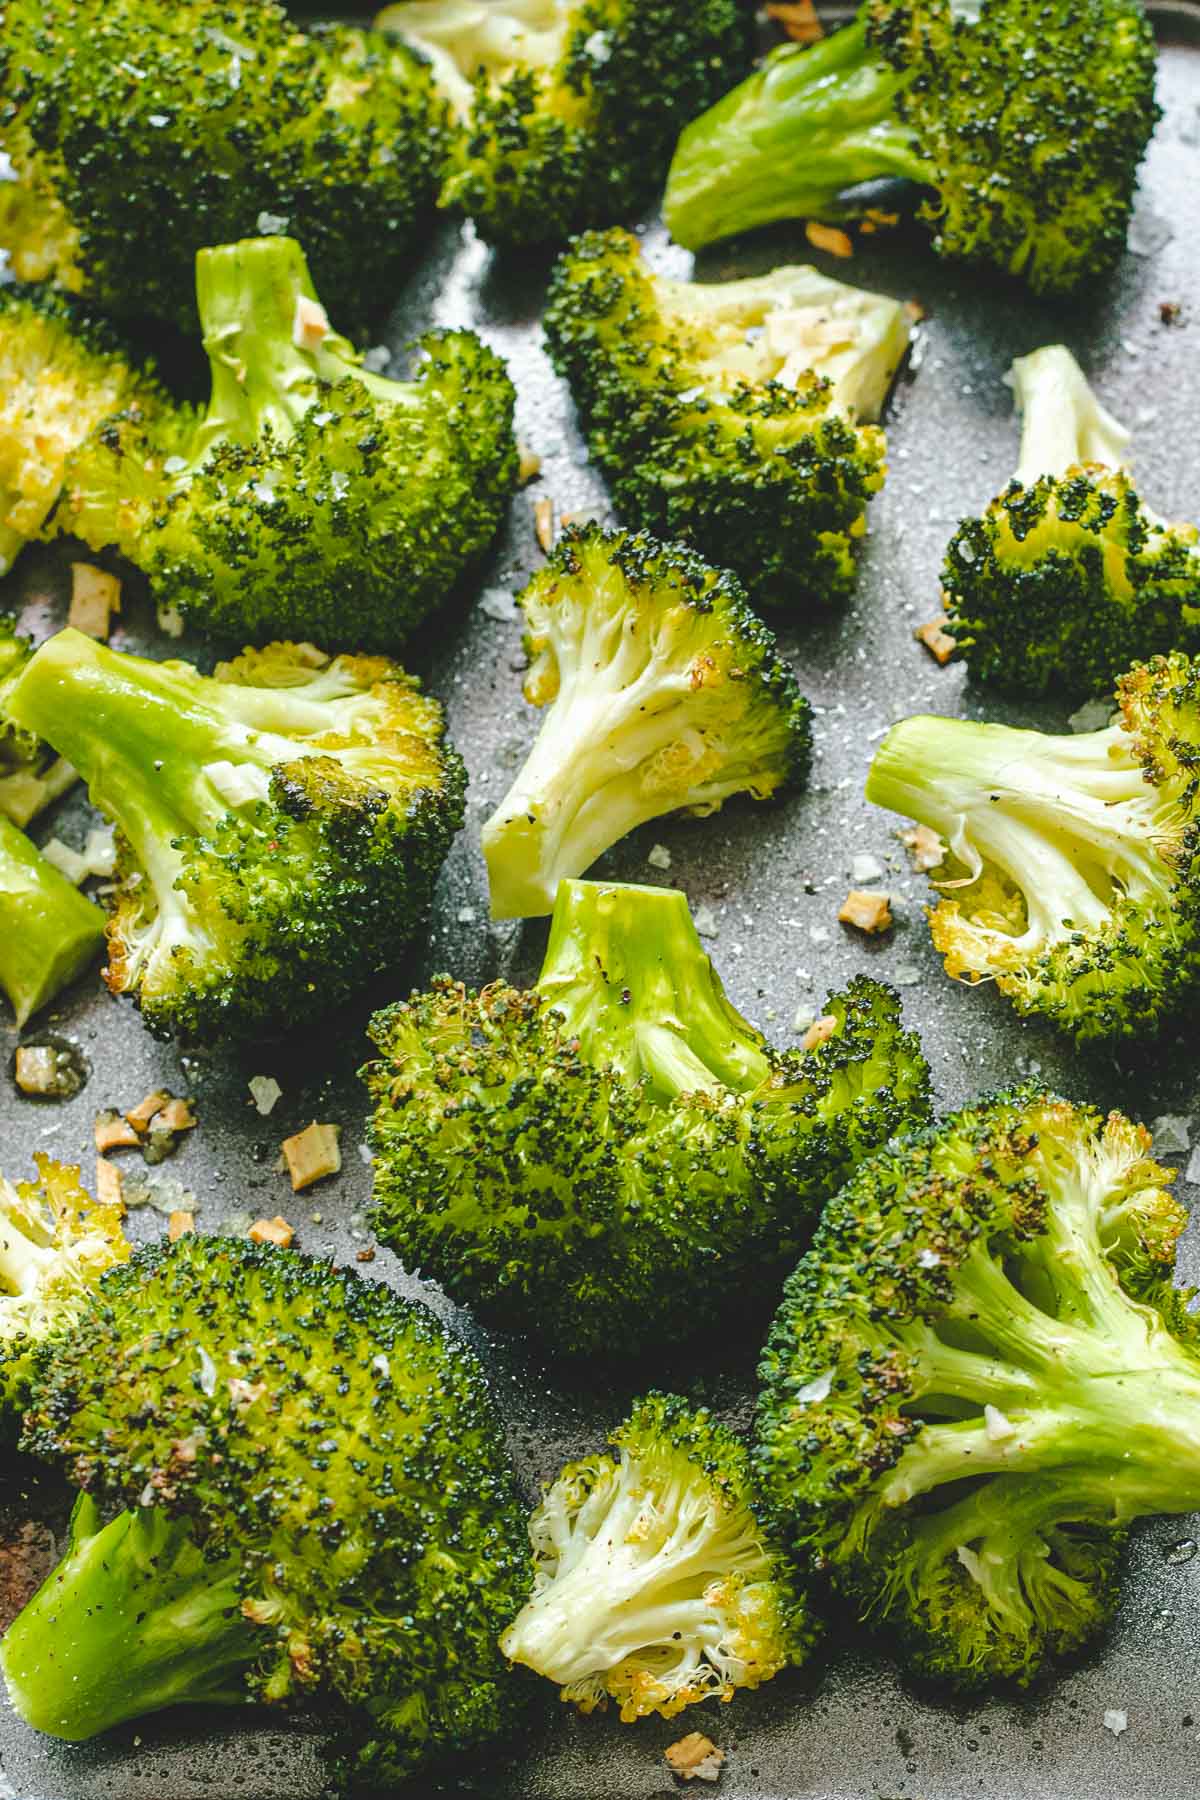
[0, 813, 104, 1027]
[188, 236, 398, 465]
[663, 20, 930, 252]
[535, 879, 770, 1100]
[865, 715, 1175, 951]
[376, 1, 568, 119]
[0, 1496, 256, 1741]
[1010, 346, 1131, 485]
[500, 1452, 765, 1687]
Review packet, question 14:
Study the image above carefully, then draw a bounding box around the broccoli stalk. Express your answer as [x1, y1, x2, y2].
[0, 813, 104, 1028]
[4, 629, 464, 1043]
[865, 655, 1200, 1039]
[663, 0, 1159, 298]
[2, 1496, 254, 1739]
[482, 524, 811, 919]
[500, 1393, 813, 1719]
[942, 347, 1200, 696]
[755, 1091, 1200, 1685]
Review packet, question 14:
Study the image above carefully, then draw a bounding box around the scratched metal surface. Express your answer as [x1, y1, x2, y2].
[2, 13, 1200, 1798]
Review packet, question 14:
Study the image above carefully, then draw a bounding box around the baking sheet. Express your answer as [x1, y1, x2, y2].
[2, 12, 1200, 1796]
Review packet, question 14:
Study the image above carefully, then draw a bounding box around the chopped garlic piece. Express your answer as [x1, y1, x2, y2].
[249, 1214, 294, 1248]
[665, 1732, 725, 1782]
[647, 843, 672, 870]
[915, 615, 957, 664]
[805, 221, 853, 259]
[248, 1075, 283, 1117]
[282, 1122, 341, 1192]
[517, 442, 542, 485]
[533, 495, 554, 553]
[68, 562, 121, 639]
[1103, 1709, 1128, 1736]
[801, 1014, 838, 1051]
[95, 1157, 123, 1211]
[292, 294, 330, 351]
[838, 889, 893, 934]
[901, 824, 946, 873]
[156, 1096, 197, 1133]
[94, 1110, 140, 1152]
[40, 837, 90, 885]
[14, 1046, 60, 1095]
[167, 1209, 195, 1242]
[766, 0, 823, 40]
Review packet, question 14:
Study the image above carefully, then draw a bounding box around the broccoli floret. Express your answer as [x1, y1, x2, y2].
[663, 0, 1159, 299]
[3, 1233, 530, 1787]
[376, 0, 750, 247]
[543, 229, 910, 608]
[363, 878, 931, 1358]
[864, 653, 1200, 1041]
[755, 1089, 1200, 1688]
[943, 347, 1200, 697]
[3, 630, 465, 1044]
[0, 1155, 128, 1421]
[52, 236, 518, 652]
[501, 1392, 815, 1718]
[0, 0, 445, 336]
[0, 812, 104, 1028]
[0, 616, 76, 827]
[481, 525, 812, 918]
[0, 286, 169, 580]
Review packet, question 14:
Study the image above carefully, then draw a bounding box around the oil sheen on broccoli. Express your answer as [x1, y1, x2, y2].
[0, 286, 168, 579]
[0, 812, 104, 1028]
[3, 1234, 530, 1788]
[364, 878, 931, 1358]
[52, 237, 519, 651]
[544, 229, 910, 607]
[943, 347, 1200, 697]
[0, 0, 445, 335]
[481, 525, 812, 919]
[865, 652, 1200, 1041]
[502, 1392, 815, 1719]
[664, 0, 1159, 299]
[376, 0, 751, 247]
[0, 1156, 128, 1423]
[756, 1089, 1200, 1688]
[4, 630, 465, 1045]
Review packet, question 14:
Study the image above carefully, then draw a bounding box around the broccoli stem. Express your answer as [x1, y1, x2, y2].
[0, 812, 104, 1027]
[1, 1495, 257, 1740]
[865, 714, 1174, 946]
[1010, 346, 1132, 485]
[0, 1198, 54, 1296]
[663, 20, 930, 252]
[536, 879, 770, 1099]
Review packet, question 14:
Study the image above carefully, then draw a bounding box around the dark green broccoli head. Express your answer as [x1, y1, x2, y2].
[54, 237, 519, 651]
[363, 879, 931, 1359]
[943, 347, 1200, 698]
[756, 1089, 1200, 1689]
[0, 284, 168, 580]
[501, 1391, 816, 1719]
[4, 630, 466, 1045]
[664, 0, 1159, 299]
[544, 228, 910, 608]
[7, 1233, 530, 1784]
[865, 652, 1200, 1041]
[377, 0, 751, 247]
[0, 0, 446, 335]
[481, 524, 812, 918]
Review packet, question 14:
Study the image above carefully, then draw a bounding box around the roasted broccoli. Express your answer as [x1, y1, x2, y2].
[0, 1156, 128, 1422]
[0, 0, 445, 335]
[52, 236, 518, 651]
[3, 1233, 530, 1788]
[0, 617, 75, 827]
[756, 1089, 1200, 1688]
[664, 0, 1159, 299]
[364, 878, 931, 1358]
[501, 1392, 814, 1718]
[943, 346, 1200, 697]
[0, 813, 104, 1028]
[865, 654, 1200, 1041]
[481, 525, 811, 918]
[543, 230, 909, 608]
[0, 286, 169, 580]
[4, 630, 465, 1044]
[376, 0, 751, 247]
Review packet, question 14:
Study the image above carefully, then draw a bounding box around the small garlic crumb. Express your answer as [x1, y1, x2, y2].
[281, 1121, 341, 1192]
[68, 562, 121, 639]
[456, 905, 477, 923]
[94, 1110, 140, 1153]
[248, 1075, 283, 1117]
[800, 1014, 838, 1051]
[40, 837, 90, 885]
[915, 615, 957, 665]
[125, 1090, 171, 1134]
[805, 220, 853, 259]
[793, 1004, 816, 1034]
[14, 1046, 61, 1096]
[765, 0, 823, 40]
[904, 298, 927, 322]
[647, 843, 672, 871]
[665, 1732, 725, 1783]
[292, 294, 330, 351]
[850, 852, 883, 884]
[517, 443, 542, 485]
[692, 904, 718, 939]
[167, 1209, 195, 1242]
[156, 602, 185, 638]
[839, 889, 893, 934]
[95, 1157, 123, 1211]
[249, 1214, 294, 1248]
[533, 495, 554, 553]
[901, 824, 946, 873]
[1103, 1709, 1128, 1736]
